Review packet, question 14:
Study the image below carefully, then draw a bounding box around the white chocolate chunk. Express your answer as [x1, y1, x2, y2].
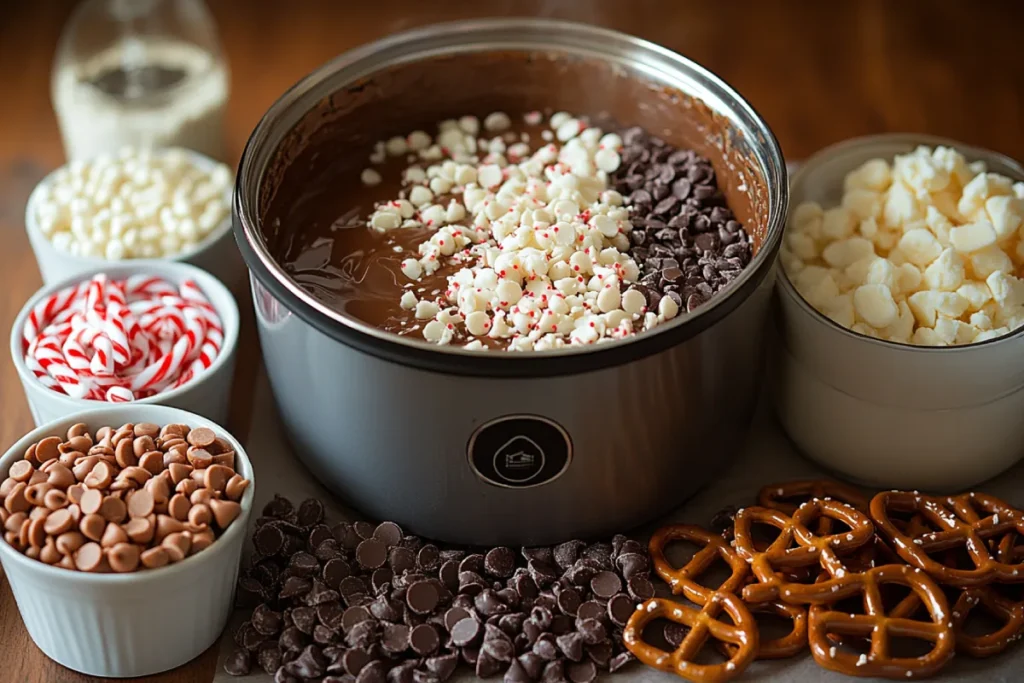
[853, 284, 898, 328]
[949, 221, 997, 253]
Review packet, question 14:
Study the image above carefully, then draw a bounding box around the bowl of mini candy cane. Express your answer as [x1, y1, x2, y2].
[24, 146, 244, 288]
[10, 260, 239, 426]
[0, 404, 254, 677]
[773, 133, 1024, 490]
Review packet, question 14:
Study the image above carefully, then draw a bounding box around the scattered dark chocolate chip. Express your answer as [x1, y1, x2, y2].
[606, 594, 635, 627]
[450, 617, 482, 647]
[504, 658, 531, 683]
[556, 632, 584, 662]
[317, 602, 346, 630]
[334, 522, 363, 550]
[575, 601, 604, 622]
[664, 621, 688, 647]
[353, 521, 377, 541]
[626, 576, 655, 601]
[589, 571, 621, 599]
[414, 543, 440, 571]
[406, 580, 440, 615]
[339, 575, 368, 600]
[252, 604, 283, 636]
[555, 587, 582, 616]
[615, 553, 649, 580]
[342, 605, 372, 632]
[314, 624, 340, 645]
[426, 653, 459, 681]
[306, 579, 340, 606]
[371, 567, 394, 593]
[387, 661, 418, 683]
[475, 589, 509, 617]
[458, 553, 485, 575]
[576, 619, 607, 646]
[296, 499, 325, 527]
[234, 499, 653, 683]
[476, 649, 503, 678]
[224, 648, 251, 676]
[373, 521, 403, 547]
[533, 633, 559, 660]
[521, 547, 556, 565]
[382, 622, 411, 653]
[369, 594, 403, 623]
[390, 546, 417, 574]
[356, 660, 387, 683]
[255, 524, 286, 556]
[316, 538, 344, 562]
[608, 651, 634, 673]
[278, 626, 305, 652]
[541, 659, 566, 683]
[484, 546, 517, 578]
[323, 557, 352, 589]
[342, 648, 373, 676]
[356, 539, 388, 569]
[528, 560, 559, 587]
[258, 644, 283, 675]
[567, 660, 597, 683]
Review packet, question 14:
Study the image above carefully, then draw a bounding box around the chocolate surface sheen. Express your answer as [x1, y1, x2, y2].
[259, 51, 768, 344]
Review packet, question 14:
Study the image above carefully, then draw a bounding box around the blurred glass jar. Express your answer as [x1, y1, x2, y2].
[52, 0, 229, 162]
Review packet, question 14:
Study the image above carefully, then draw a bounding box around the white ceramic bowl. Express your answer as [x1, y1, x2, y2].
[10, 261, 239, 426]
[773, 134, 1024, 490]
[0, 404, 255, 678]
[24, 148, 245, 289]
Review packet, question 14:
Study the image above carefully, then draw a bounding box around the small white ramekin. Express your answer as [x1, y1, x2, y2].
[10, 261, 239, 426]
[773, 134, 1024, 490]
[0, 404, 255, 678]
[24, 148, 245, 289]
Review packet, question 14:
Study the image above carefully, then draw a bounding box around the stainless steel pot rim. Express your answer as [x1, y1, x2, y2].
[780, 132, 1024, 355]
[234, 18, 788, 378]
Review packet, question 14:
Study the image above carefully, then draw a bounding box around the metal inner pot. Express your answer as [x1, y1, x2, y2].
[233, 19, 788, 544]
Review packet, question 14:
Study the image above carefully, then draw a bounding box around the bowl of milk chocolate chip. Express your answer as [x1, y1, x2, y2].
[234, 19, 788, 544]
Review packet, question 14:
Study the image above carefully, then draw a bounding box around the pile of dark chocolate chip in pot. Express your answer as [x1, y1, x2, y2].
[612, 126, 754, 315]
[225, 496, 655, 683]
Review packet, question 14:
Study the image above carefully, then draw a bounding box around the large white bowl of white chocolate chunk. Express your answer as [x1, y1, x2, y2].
[774, 134, 1024, 490]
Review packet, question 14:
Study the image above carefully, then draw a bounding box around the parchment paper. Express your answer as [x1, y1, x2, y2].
[215, 368, 1024, 682]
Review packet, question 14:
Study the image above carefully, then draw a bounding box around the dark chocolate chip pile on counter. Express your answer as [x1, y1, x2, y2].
[612, 126, 754, 315]
[225, 495, 655, 682]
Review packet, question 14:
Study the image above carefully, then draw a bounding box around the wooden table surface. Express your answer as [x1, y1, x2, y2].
[1, 0, 1023, 680]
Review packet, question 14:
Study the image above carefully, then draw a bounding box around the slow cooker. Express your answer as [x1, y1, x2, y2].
[233, 18, 788, 545]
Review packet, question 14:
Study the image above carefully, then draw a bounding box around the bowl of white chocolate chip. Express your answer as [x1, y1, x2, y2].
[233, 19, 789, 544]
[25, 146, 243, 288]
[775, 133, 1024, 490]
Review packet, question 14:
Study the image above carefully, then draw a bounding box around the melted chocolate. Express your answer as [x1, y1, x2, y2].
[260, 51, 770, 340]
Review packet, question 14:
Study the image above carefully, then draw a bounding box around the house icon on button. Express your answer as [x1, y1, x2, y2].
[493, 435, 546, 483]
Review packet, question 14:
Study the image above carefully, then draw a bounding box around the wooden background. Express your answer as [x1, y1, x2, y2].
[0, 1, 1022, 680]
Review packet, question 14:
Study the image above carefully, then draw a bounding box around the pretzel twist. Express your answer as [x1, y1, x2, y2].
[649, 524, 807, 659]
[623, 596, 758, 683]
[733, 499, 874, 603]
[871, 491, 1024, 587]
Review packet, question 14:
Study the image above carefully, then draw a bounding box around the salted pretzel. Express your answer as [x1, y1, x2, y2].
[758, 479, 870, 535]
[799, 565, 955, 679]
[649, 525, 749, 602]
[871, 490, 1024, 587]
[648, 525, 807, 658]
[716, 600, 808, 659]
[733, 499, 874, 603]
[623, 596, 758, 683]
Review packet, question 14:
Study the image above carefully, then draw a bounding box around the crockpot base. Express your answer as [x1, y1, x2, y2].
[255, 270, 772, 546]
